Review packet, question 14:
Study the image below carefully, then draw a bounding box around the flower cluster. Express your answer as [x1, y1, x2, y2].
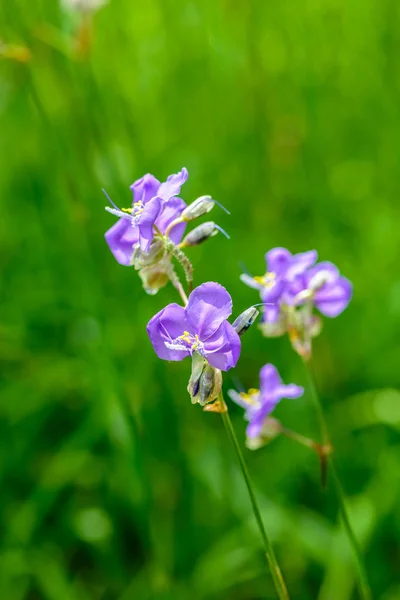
[103, 167, 366, 599]
[241, 247, 352, 358]
[105, 169, 188, 260]
[104, 168, 228, 295]
[228, 364, 304, 449]
[104, 169, 352, 439]
[147, 282, 242, 405]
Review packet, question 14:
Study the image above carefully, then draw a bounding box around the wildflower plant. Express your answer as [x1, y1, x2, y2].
[241, 247, 352, 359]
[104, 168, 370, 600]
[240, 247, 371, 600]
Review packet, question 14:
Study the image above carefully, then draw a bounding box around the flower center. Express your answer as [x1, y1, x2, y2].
[240, 388, 261, 407]
[253, 271, 276, 289]
[164, 330, 205, 355]
[132, 200, 145, 215]
[118, 201, 145, 226]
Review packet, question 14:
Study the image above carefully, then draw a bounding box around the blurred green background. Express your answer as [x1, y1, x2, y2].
[1, 1, 400, 598]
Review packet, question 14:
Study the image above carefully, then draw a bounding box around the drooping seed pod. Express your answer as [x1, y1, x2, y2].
[138, 258, 170, 295]
[132, 239, 165, 269]
[232, 307, 260, 336]
[187, 353, 222, 406]
[181, 222, 219, 247]
[181, 196, 215, 221]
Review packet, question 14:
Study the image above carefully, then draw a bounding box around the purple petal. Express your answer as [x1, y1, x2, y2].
[138, 196, 162, 252]
[156, 197, 187, 243]
[314, 276, 353, 317]
[265, 247, 292, 276]
[275, 384, 304, 399]
[146, 303, 190, 361]
[167, 221, 187, 245]
[261, 303, 281, 323]
[246, 414, 266, 439]
[130, 173, 161, 204]
[305, 261, 340, 287]
[259, 364, 282, 393]
[105, 218, 139, 266]
[284, 275, 307, 304]
[158, 167, 188, 201]
[186, 282, 233, 339]
[203, 321, 241, 371]
[285, 250, 318, 281]
[261, 279, 286, 303]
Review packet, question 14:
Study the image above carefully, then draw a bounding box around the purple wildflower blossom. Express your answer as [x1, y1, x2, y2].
[287, 261, 353, 317]
[146, 282, 241, 371]
[229, 364, 303, 438]
[105, 168, 188, 262]
[240, 247, 317, 322]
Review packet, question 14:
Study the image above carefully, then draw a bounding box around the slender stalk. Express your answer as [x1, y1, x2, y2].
[167, 264, 188, 305]
[165, 267, 287, 596]
[302, 359, 372, 600]
[218, 392, 290, 600]
[165, 217, 184, 238]
[170, 245, 194, 292]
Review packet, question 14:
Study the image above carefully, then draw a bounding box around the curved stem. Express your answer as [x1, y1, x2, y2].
[166, 263, 188, 305]
[165, 217, 185, 238]
[170, 245, 194, 293]
[302, 359, 372, 600]
[218, 392, 290, 600]
[166, 275, 287, 595]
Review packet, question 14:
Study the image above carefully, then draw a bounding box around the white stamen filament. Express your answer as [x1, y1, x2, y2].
[308, 269, 335, 291]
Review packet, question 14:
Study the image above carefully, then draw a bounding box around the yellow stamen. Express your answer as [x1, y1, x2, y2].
[254, 271, 276, 289]
[178, 330, 192, 344]
[240, 389, 260, 406]
[121, 207, 133, 214]
[191, 334, 201, 350]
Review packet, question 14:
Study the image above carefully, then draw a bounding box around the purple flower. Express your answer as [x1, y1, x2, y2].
[240, 247, 317, 322]
[146, 282, 241, 371]
[105, 168, 188, 262]
[228, 364, 303, 438]
[288, 261, 353, 317]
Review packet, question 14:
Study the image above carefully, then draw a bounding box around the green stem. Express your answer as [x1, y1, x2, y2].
[302, 359, 372, 600]
[170, 244, 194, 292]
[219, 392, 290, 600]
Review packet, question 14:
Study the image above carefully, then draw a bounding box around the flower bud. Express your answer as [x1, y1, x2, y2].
[187, 353, 222, 406]
[181, 196, 215, 221]
[232, 307, 259, 336]
[138, 259, 170, 295]
[132, 239, 165, 269]
[198, 364, 222, 406]
[180, 222, 219, 247]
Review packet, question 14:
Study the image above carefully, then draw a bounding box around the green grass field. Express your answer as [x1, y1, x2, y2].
[1, 1, 400, 598]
